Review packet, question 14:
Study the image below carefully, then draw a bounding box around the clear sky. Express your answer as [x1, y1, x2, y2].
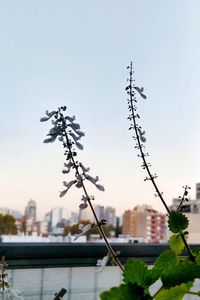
[1, 1, 200, 220]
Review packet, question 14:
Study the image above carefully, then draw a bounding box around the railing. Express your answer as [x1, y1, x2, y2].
[0, 243, 199, 299]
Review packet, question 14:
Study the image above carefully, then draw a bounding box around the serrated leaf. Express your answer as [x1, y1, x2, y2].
[151, 250, 178, 282]
[196, 253, 200, 265]
[100, 283, 152, 300]
[161, 260, 200, 288]
[168, 211, 189, 233]
[192, 247, 200, 256]
[123, 259, 153, 287]
[155, 282, 193, 300]
[169, 234, 185, 254]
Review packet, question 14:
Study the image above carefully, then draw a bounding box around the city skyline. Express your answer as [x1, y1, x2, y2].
[1, 1, 200, 219]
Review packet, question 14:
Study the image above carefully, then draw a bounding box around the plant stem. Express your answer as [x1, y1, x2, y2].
[127, 62, 170, 214]
[59, 110, 124, 272]
[180, 232, 195, 262]
[127, 63, 196, 262]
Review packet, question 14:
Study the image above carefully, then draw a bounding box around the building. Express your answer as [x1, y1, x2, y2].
[196, 183, 200, 199]
[105, 206, 116, 226]
[50, 207, 68, 229]
[0, 207, 22, 219]
[25, 199, 37, 222]
[122, 210, 132, 235]
[70, 212, 79, 225]
[78, 204, 116, 226]
[170, 183, 200, 244]
[122, 205, 166, 243]
[78, 207, 94, 222]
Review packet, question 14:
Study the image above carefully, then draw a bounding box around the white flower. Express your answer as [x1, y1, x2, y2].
[85, 174, 99, 184]
[96, 184, 105, 191]
[138, 128, 146, 143]
[60, 180, 76, 197]
[67, 123, 80, 131]
[40, 110, 57, 122]
[76, 130, 85, 137]
[43, 135, 57, 143]
[49, 126, 62, 136]
[75, 141, 83, 150]
[65, 115, 76, 123]
[69, 132, 81, 142]
[74, 224, 91, 241]
[79, 163, 90, 174]
[140, 135, 146, 143]
[84, 174, 105, 191]
[40, 116, 50, 122]
[96, 256, 109, 272]
[133, 86, 147, 99]
[63, 161, 73, 174]
[75, 180, 83, 188]
[79, 202, 88, 210]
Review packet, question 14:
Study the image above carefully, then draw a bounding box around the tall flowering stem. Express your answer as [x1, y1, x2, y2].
[126, 62, 170, 214]
[41, 106, 124, 271]
[126, 62, 195, 261]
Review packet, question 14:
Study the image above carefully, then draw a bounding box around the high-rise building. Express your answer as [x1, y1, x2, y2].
[105, 206, 116, 226]
[78, 207, 94, 222]
[70, 212, 79, 225]
[50, 207, 68, 229]
[25, 199, 37, 222]
[122, 205, 166, 243]
[122, 210, 132, 235]
[78, 204, 116, 225]
[196, 183, 200, 199]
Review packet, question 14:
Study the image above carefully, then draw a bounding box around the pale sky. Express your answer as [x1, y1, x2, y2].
[1, 1, 200, 220]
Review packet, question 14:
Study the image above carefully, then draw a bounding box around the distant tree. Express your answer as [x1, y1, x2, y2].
[21, 216, 27, 235]
[64, 220, 115, 239]
[0, 214, 17, 235]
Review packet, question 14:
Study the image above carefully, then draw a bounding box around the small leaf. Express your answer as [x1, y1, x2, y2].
[168, 211, 189, 233]
[169, 234, 185, 254]
[155, 282, 193, 300]
[196, 252, 200, 265]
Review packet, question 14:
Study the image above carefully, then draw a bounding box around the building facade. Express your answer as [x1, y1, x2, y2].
[122, 205, 166, 243]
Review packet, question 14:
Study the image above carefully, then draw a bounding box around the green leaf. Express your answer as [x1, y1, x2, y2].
[161, 260, 200, 288]
[151, 250, 179, 281]
[155, 282, 193, 300]
[168, 211, 189, 233]
[123, 259, 153, 287]
[100, 283, 152, 300]
[196, 252, 200, 265]
[169, 234, 185, 254]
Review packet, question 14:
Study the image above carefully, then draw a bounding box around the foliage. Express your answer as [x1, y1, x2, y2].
[100, 63, 200, 299]
[0, 257, 9, 292]
[0, 214, 17, 235]
[42, 63, 200, 299]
